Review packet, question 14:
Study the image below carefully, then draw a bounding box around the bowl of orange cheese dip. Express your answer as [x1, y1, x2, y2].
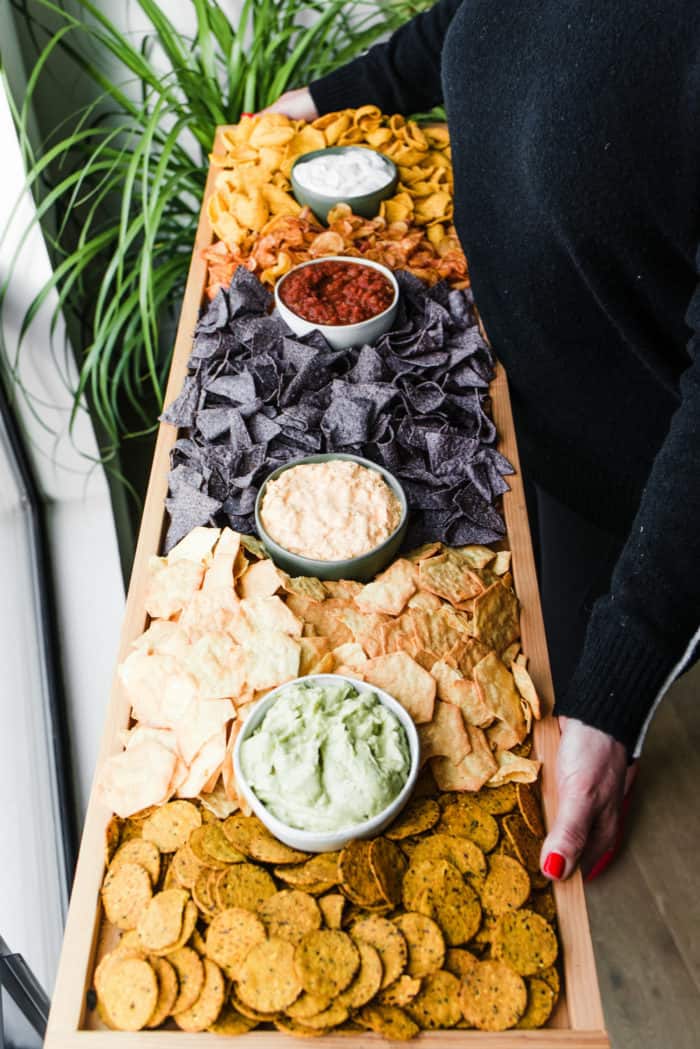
[255, 453, 408, 581]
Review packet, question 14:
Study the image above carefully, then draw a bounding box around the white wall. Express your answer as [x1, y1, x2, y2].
[0, 10, 125, 832]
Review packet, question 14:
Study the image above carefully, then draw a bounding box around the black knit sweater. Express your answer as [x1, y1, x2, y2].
[309, 0, 700, 755]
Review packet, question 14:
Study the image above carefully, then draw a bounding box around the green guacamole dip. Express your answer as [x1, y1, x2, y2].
[240, 679, 411, 832]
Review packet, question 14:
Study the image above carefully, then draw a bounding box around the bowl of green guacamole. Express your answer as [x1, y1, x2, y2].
[234, 674, 420, 853]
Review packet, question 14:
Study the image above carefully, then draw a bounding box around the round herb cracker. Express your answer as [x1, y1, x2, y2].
[168, 946, 205, 1015]
[406, 969, 462, 1029]
[237, 938, 303, 1013]
[109, 839, 161, 885]
[493, 909, 559, 976]
[460, 959, 527, 1030]
[359, 1003, 420, 1041]
[295, 930, 360, 997]
[377, 974, 422, 1007]
[286, 992, 333, 1020]
[437, 797, 499, 852]
[174, 958, 225, 1032]
[394, 912, 445, 978]
[444, 947, 479, 979]
[207, 1003, 259, 1035]
[100, 956, 158, 1032]
[214, 861, 276, 911]
[190, 823, 246, 867]
[136, 888, 189, 952]
[351, 916, 408, 989]
[101, 861, 153, 931]
[339, 839, 385, 907]
[409, 833, 486, 887]
[142, 800, 202, 853]
[385, 798, 440, 840]
[145, 957, 178, 1028]
[205, 907, 266, 979]
[171, 844, 205, 890]
[516, 976, 556, 1028]
[482, 853, 531, 916]
[337, 942, 383, 1009]
[258, 889, 322, 945]
[476, 783, 518, 815]
[369, 837, 407, 907]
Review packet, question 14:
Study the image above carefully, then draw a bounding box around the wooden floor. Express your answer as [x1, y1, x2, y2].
[584, 662, 700, 1048]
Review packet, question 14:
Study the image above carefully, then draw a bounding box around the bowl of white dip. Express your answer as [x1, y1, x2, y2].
[290, 146, 398, 223]
[233, 674, 420, 852]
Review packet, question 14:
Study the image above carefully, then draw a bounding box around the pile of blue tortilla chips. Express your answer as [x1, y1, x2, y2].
[161, 268, 513, 552]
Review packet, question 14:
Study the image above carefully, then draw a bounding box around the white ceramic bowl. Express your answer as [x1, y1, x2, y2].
[233, 673, 420, 853]
[274, 256, 399, 350]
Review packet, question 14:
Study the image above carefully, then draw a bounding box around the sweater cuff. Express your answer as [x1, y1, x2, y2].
[555, 603, 677, 756]
[309, 61, 373, 116]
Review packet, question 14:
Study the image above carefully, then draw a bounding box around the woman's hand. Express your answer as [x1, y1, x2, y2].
[260, 87, 319, 122]
[540, 716, 628, 880]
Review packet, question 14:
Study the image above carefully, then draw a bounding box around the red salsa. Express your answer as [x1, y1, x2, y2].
[279, 260, 395, 326]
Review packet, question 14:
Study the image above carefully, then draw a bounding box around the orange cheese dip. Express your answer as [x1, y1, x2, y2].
[260, 460, 402, 561]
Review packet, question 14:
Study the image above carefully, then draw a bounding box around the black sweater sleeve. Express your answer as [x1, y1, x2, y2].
[308, 0, 462, 116]
[557, 250, 700, 756]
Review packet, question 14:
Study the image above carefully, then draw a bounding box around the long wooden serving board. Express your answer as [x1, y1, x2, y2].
[45, 126, 609, 1048]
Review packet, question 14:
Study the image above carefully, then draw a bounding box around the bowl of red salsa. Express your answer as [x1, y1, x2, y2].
[274, 256, 399, 349]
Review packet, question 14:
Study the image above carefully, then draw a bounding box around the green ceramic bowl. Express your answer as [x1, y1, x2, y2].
[290, 146, 399, 223]
[254, 453, 408, 582]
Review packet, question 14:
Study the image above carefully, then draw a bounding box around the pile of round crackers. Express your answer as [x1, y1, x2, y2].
[95, 781, 559, 1038]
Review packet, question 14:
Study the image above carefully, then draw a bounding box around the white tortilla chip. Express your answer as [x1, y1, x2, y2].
[240, 595, 302, 638]
[186, 632, 247, 701]
[178, 586, 241, 643]
[203, 528, 241, 591]
[431, 724, 498, 792]
[239, 558, 287, 599]
[144, 556, 204, 619]
[174, 698, 235, 765]
[355, 559, 417, 616]
[418, 700, 471, 766]
[243, 630, 300, 691]
[430, 660, 494, 727]
[473, 651, 528, 747]
[487, 750, 541, 786]
[177, 727, 227, 798]
[362, 651, 436, 724]
[512, 662, 542, 720]
[167, 526, 221, 565]
[130, 620, 182, 655]
[98, 741, 176, 818]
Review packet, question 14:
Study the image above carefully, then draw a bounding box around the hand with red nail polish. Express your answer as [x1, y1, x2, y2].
[259, 87, 319, 122]
[540, 716, 628, 880]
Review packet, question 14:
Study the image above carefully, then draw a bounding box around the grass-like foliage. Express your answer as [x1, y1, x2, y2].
[1, 0, 432, 461]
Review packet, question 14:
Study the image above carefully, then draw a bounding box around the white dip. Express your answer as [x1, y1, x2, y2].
[293, 148, 394, 196]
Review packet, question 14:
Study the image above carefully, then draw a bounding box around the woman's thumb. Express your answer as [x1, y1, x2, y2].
[540, 785, 596, 880]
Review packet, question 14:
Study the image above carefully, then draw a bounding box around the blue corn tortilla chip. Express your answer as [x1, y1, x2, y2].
[160, 267, 512, 550]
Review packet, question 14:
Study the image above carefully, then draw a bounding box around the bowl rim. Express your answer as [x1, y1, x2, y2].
[232, 673, 420, 846]
[290, 145, 398, 204]
[274, 255, 399, 332]
[254, 451, 408, 570]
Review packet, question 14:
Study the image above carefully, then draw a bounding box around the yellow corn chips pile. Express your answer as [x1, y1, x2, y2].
[94, 783, 560, 1035]
[203, 107, 468, 296]
[97, 528, 542, 822]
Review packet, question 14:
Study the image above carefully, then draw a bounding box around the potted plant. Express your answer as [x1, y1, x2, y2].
[1, 0, 433, 556]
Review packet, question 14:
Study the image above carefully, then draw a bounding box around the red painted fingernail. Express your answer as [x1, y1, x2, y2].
[543, 852, 566, 879]
[241, 112, 254, 118]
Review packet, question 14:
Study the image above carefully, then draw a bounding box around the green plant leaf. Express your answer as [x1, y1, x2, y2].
[1, 0, 434, 468]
